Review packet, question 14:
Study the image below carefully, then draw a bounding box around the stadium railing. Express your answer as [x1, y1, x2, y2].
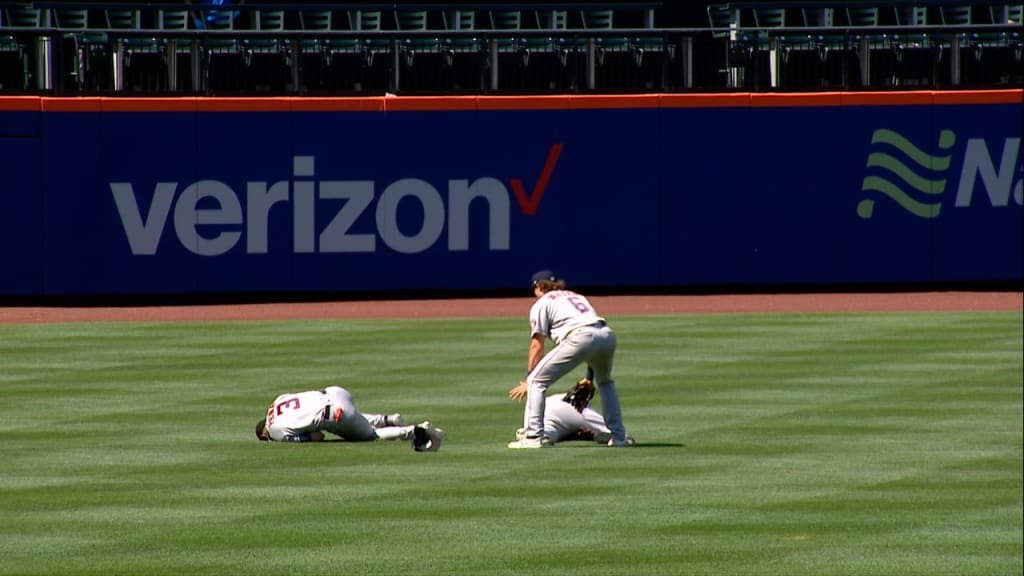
[713, 0, 1021, 89]
[0, 1, 1020, 94]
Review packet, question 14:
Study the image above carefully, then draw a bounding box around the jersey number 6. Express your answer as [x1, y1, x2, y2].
[567, 295, 590, 314]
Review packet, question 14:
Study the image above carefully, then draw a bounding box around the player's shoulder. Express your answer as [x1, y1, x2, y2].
[273, 389, 316, 403]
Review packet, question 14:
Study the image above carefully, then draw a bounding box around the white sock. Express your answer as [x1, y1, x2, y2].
[364, 413, 387, 428]
[375, 425, 414, 441]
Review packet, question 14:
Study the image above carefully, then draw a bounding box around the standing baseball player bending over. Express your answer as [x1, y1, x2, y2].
[507, 270, 629, 448]
[255, 386, 445, 451]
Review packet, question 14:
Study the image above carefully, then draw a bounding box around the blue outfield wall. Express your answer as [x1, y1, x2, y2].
[0, 92, 1020, 297]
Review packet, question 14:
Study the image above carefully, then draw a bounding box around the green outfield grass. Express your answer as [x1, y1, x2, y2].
[1, 311, 1021, 576]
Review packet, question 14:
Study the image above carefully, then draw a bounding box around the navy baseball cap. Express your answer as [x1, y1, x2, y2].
[531, 270, 556, 285]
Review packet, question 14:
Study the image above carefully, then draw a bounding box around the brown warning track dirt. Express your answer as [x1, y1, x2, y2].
[1, 292, 1020, 324]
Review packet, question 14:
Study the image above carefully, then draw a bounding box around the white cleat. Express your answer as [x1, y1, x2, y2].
[607, 436, 636, 447]
[507, 436, 551, 449]
[386, 413, 406, 427]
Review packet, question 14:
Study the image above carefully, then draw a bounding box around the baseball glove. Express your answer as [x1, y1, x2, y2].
[561, 377, 595, 413]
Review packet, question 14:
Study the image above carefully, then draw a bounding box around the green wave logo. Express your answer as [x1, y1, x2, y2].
[857, 129, 956, 219]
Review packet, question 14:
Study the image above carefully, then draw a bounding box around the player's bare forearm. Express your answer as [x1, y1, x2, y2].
[526, 335, 545, 373]
[511, 336, 547, 401]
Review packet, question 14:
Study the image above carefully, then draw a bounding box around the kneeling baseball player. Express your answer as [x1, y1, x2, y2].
[511, 376, 636, 446]
[255, 385, 445, 451]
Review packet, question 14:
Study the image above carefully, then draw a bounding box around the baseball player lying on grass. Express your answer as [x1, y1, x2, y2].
[511, 378, 636, 446]
[255, 385, 445, 451]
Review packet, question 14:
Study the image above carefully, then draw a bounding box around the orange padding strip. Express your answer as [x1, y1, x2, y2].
[0, 90, 1019, 112]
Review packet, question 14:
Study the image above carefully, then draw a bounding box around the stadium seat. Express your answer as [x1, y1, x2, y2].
[939, 4, 972, 69]
[395, 9, 438, 67]
[940, 5, 972, 25]
[159, 9, 197, 90]
[844, 6, 883, 44]
[347, 10, 388, 66]
[0, 3, 41, 89]
[889, 6, 938, 86]
[53, 7, 107, 89]
[298, 9, 332, 63]
[837, 7, 885, 86]
[989, 4, 1023, 48]
[442, 9, 479, 60]
[581, 8, 630, 62]
[0, 9, 16, 56]
[752, 7, 785, 30]
[105, 7, 156, 52]
[161, 9, 191, 33]
[488, 9, 523, 55]
[842, 8, 886, 49]
[965, 3, 1023, 71]
[1007, 4, 1023, 62]
[247, 9, 288, 91]
[201, 5, 240, 55]
[801, 6, 845, 52]
[248, 9, 285, 55]
[104, 8, 161, 91]
[750, 7, 788, 86]
[628, 7, 667, 67]
[192, 5, 245, 92]
[1002, 3, 1024, 24]
[0, 1, 1018, 95]
[707, 3, 748, 86]
[523, 9, 563, 51]
[890, 5, 933, 52]
[521, 9, 574, 66]
[706, 3, 732, 40]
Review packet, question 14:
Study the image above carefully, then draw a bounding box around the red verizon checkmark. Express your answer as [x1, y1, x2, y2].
[510, 143, 564, 216]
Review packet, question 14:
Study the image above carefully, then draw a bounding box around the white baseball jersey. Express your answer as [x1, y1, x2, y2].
[265, 389, 334, 442]
[529, 290, 606, 344]
[543, 393, 611, 443]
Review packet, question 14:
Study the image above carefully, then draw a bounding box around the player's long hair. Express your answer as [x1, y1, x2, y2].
[535, 279, 566, 293]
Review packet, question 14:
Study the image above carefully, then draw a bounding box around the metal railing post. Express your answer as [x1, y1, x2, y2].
[488, 38, 498, 91]
[680, 35, 692, 89]
[859, 36, 870, 86]
[290, 38, 300, 92]
[167, 39, 178, 91]
[585, 38, 596, 89]
[112, 38, 125, 91]
[36, 35, 53, 90]
[950, 34, 961, 85]
[769, 36, 781, 88]
[191, 38, 201, 92]
[728, 9, 741, 88]
[391, 38, 401, 93]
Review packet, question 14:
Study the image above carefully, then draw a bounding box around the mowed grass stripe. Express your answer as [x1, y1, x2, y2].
[1, 311, 1020, 576]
